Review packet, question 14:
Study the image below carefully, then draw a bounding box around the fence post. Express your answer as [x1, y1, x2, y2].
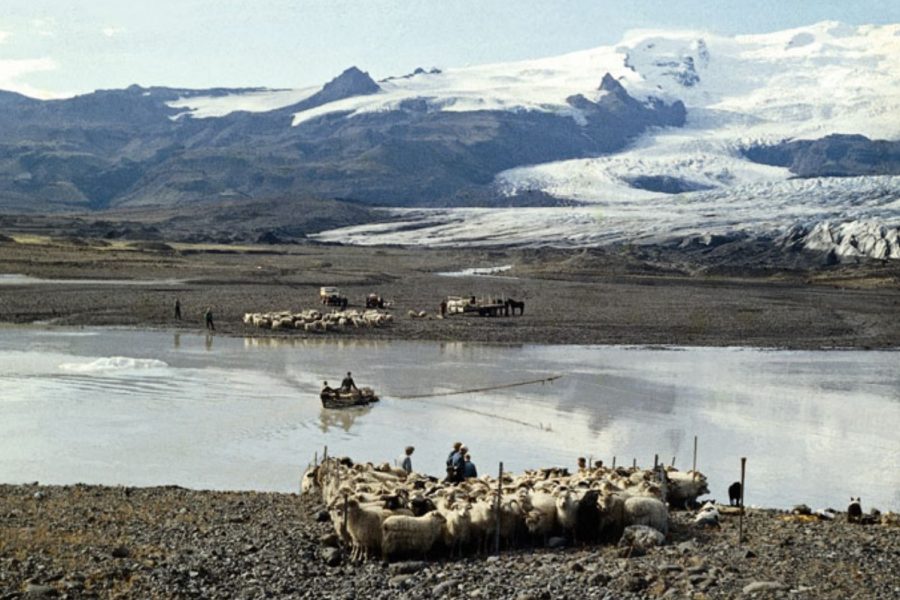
[692, 436, 698, 479]
[494, 462, 503, 554]
[738, 457, 747, 544]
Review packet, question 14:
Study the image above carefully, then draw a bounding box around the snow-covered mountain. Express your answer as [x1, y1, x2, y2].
[2, 21, 899, 260]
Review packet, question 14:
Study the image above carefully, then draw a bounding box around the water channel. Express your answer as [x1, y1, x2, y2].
[1, 328, 897, 510]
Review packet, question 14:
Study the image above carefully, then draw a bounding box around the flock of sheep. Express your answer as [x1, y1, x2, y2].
[301, 457, 710, 561]
[242, 309, 393, 332]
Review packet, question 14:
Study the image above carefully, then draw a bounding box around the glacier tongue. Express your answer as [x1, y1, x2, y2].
[313, 175, 900, 260]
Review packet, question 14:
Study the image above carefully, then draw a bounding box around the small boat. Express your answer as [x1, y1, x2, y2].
[320, 386, 380, 409]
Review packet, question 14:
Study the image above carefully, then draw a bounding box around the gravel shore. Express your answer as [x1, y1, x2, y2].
[2, 484, 898, 599]
[1, 239, 899, 348]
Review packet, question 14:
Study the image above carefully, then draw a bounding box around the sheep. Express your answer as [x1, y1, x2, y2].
[728, 481, 742, 506]
[300, 465, 318, 495]
[665, 470, 710, 509]
[381, 512, 447, 560]
[441, 504, 473, 557]
[525, 491, 558, 543]
[555, 488, 580, 540]
[310, 456, 696, 558]
[693, 501, 721, 528]
[847, 497, 862, 523]
[343, 497, 385, 561]
[624, 495, 669, 535]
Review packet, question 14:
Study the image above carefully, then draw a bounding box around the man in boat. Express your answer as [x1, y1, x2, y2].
[321, 381, 334, 395]
[340, 371, 358, 393]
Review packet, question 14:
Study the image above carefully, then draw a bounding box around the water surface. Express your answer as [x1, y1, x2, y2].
[0, 328, 897, 510]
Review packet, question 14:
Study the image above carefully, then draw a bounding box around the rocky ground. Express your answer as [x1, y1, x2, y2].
[1, 484, 898, 599]
[0, 237, 899, 348]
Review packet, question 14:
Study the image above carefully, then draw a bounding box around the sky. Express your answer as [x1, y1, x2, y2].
[2, 0, 899, 98]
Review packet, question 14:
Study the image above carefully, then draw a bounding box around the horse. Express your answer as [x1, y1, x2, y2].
[505, 298, 525, 316]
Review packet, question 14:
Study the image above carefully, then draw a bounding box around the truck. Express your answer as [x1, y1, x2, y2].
[445, 295, 507, 317]
[320, 286, 348, 309]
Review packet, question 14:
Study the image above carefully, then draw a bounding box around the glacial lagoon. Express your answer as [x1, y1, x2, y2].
[1, 328, 897, 510]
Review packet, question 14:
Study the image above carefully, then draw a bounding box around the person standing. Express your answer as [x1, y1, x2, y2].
[340, 371, 357, 392]
[463, 453, 477, 479]
[399, 446, 415, 474]
[204, 307, 215, 331]
[174, 298, 182, 320]
[451, 445, 468, 483]
[445, 441, 462, 482]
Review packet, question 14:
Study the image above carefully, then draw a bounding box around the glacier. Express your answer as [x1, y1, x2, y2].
[171, 22, 900, 257]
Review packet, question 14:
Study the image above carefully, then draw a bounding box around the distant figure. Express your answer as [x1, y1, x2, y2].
[340, 371, 357, 392]
[847, 497, 862, 523]
[321, 380, 333, 394]
[399, 446, 415, 474]
[451, 445, 468, 483]
[594, 460, 603, 469]
[445, 442, 463, 482]
[204, 307, 215, 331]
[463, 453, 477, 479]
[174, 298, 182, 320]
[440, 300, 447, 317]
[577, 457, 587, 472]
[728, 481, 742, 506]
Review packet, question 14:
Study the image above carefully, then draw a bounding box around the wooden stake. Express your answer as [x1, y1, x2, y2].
[314, 451, 318, 467]
[738, 457, 747, 544]
[632, 458, 636, 469]
[324, 445, 328, 460]
[494, 462, 503, 555]
[692, 436, 698, 479]
[653, 454, 658, 469]
[612, 456, 616, 468]
[671, 455, 676, 467]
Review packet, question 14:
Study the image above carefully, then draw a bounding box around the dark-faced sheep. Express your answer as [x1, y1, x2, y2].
[728, 481, 742, 506]
[847, 497, 862, 523]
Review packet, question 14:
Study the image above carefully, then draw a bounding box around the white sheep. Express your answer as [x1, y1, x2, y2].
[381, 512, 447, 560]
[665, 469, 710, 508]
[624, 495, 669, 535]
[343, 497, 385, 561]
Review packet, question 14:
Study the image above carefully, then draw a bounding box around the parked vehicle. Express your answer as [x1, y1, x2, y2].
[320, 286, 348, 309]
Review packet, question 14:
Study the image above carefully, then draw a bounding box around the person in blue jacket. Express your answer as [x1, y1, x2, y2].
[463, 453, 478, 479]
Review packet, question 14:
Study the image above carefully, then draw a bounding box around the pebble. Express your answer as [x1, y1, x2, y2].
[742, 580, 786, 594]
[2, 484, 897, 599]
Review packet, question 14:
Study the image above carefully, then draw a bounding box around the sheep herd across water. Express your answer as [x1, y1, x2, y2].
[242, 309, 393, 332]
[302, 457, 710, 562]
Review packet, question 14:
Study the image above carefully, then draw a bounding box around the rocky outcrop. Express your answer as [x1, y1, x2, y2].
[781, 220, 900, 261]
[743, 134, 900, 178]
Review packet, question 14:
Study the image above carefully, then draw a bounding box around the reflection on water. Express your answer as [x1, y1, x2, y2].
[319, 405, 372, 433]
[0, 328, 898, 510]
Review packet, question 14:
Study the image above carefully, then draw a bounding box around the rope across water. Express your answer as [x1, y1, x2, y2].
[393, 374, 563, 400]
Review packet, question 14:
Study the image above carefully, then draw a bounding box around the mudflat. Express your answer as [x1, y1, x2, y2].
[0, 237, 898, 348]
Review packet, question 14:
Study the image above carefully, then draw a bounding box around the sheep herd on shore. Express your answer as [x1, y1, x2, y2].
[301, 457, 710, 562]
[242, 309, 393, 332]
